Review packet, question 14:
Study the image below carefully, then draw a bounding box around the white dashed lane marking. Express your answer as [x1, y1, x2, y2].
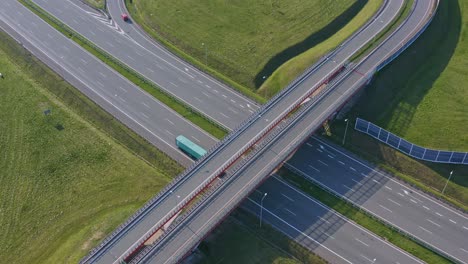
[419, 226, 433, 234]
[379, 204, 393, 213]
[387, 198, 401, 207]
[355, 238, 369, 247]
[426, 219, 441, 228]
[318, 160, 328, 166]
[308, 165, 320, 172]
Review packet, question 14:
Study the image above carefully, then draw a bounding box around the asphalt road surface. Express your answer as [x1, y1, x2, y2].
[242, 176, 424, 264]
[31, 0, 258, 130]
[0, 0, 218, 167]
[286, 136, 468, 263]
[0, 0, 451, 263]
[134, 0, 443, 262]
[82, 0, 412, 261]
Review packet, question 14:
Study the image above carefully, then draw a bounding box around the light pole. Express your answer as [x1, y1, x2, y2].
[442, 170, 454, 195]
[202, 42, 207, 65]
[342, 118, 349, 145]
[259, 192, 268, 228]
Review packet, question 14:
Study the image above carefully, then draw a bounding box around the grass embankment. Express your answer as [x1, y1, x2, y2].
[330, 0, 468, 210]
[259, 0, 383, 98]
[278, 170, 452, 264]
[0, 30, 179, 263]
[126, 0, 382, 100]
[20, 0, 228, 139]
[196, 209, 326, 264]
[84, 0, 104, 10]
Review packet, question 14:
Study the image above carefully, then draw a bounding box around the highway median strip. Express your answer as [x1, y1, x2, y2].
[20, 0, 228, 139]
[278, 167, 452, 264]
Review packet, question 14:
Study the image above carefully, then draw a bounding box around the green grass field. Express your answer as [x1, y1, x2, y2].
[350, 0, 467, 151]
[126, 0, 381, 98]
[329, 0, 468, 209]
[0, 44, 174, 263]
[84, 0, 104, 9]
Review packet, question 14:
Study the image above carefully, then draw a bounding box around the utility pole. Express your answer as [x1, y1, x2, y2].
[442, 170, 454, 195]
[342, 118, 349, 145]
[202, 43, 207, 65]
[259, 192, 268, 228]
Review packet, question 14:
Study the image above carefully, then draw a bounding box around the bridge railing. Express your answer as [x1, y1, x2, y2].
[113, 62, 351, 262]
[81, 0, 403, 261]
[132, 0, 444, 260]
[130, 62, 359, 263]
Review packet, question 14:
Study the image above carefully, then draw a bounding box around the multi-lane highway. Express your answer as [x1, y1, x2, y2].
[31, 0, 258, 130]
[0, 0, 452, 263]
[79, 0, 417, 262]
[0, 0, 219, 166]
[131, 0, 444, 262]
[243, 176, 424, 264]
[286, 136, 468, 263]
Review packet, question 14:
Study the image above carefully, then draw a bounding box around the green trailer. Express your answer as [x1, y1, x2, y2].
[176, 135, 207, 160]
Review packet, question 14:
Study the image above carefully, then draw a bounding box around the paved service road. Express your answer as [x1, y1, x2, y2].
[31, 0, 258, 130]
[286, 136, 468, 263]
[0, 0, 218, 167]
[243, 176, 424, 264]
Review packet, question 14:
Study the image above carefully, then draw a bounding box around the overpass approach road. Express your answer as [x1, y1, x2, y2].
[30, 0, 258, 130]
[0, 0, 447, 263]
[78, 0, 418, 263]
[128, 0, 442, 263]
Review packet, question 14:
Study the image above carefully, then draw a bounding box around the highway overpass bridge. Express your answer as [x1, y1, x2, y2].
[78, 0, 440, 263]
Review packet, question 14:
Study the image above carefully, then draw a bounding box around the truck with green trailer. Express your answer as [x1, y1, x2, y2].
[176, 135, 207, 160]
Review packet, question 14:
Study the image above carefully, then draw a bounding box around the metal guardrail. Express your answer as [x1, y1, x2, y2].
[284, 163, 458, 264]
[375, 0, 440, 71]
[22, 0, 230, 132]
